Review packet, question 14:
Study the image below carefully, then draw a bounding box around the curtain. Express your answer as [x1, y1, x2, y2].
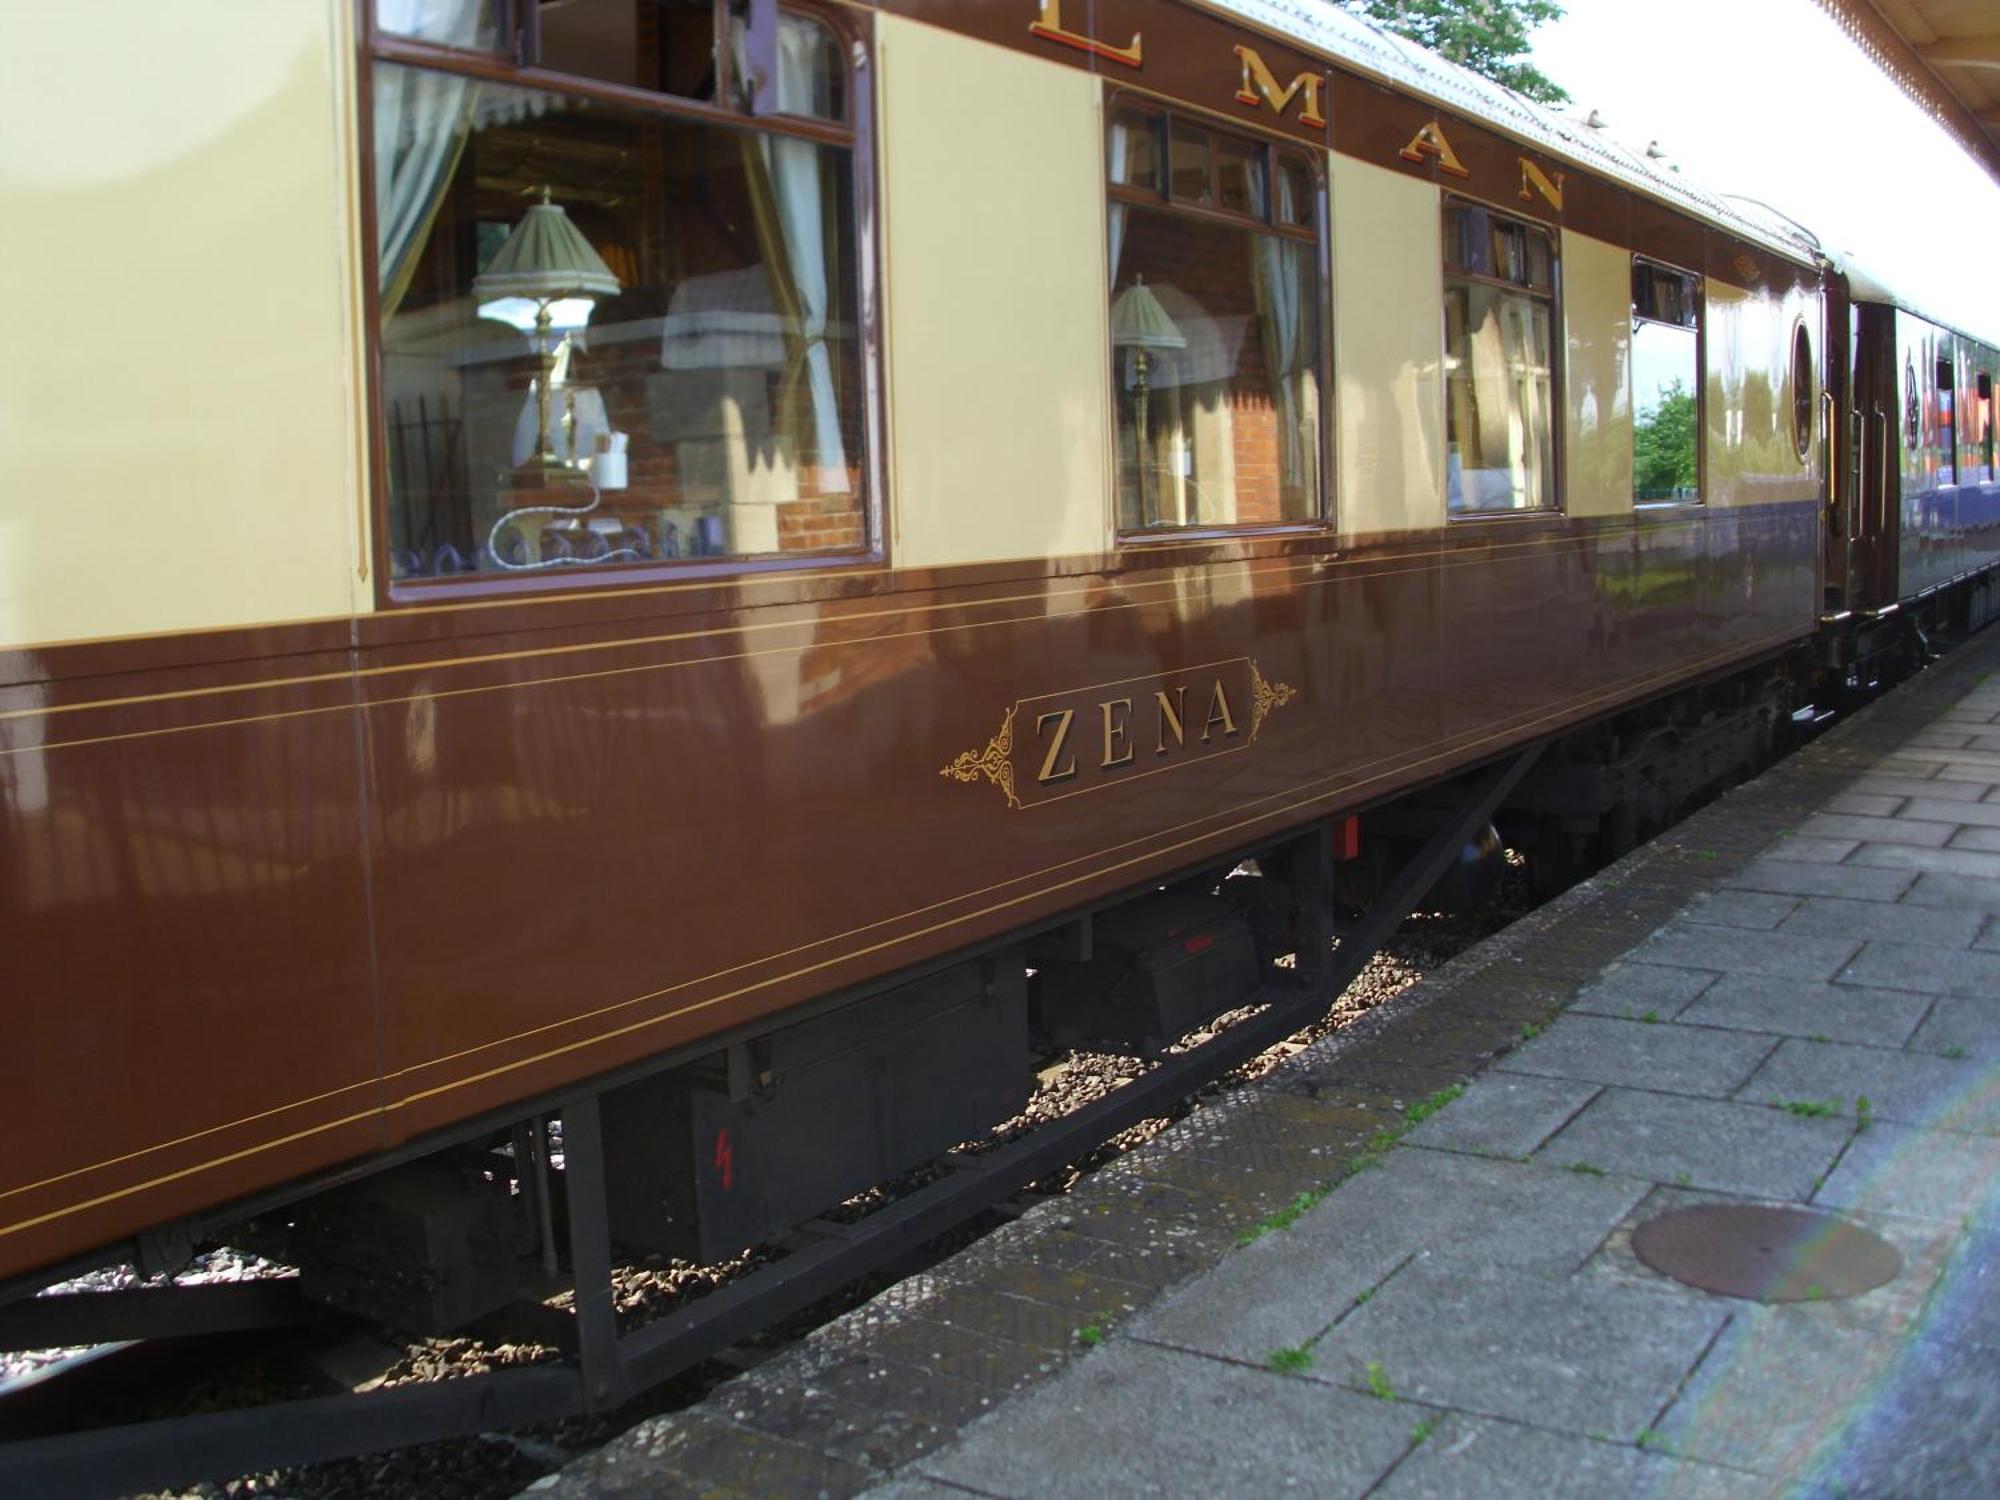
[373, 0, 483, 318]
[1250, 229, 1311, 491]
[736, 20, 849, 493]
[1107, 122, 1129, 286]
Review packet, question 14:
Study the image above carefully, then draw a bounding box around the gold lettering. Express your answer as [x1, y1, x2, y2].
[1398, 120, 1470, 179]
[1100, 698, 1135, 768]
[1518, 157, 1565, 211]
[1201, 681, 1239, 742]
[1154, 687, 1187, 755]
[1036, 709, 1078, 783]
[1233, 45, 1326, 128]
[1029, 0, 1142, 68]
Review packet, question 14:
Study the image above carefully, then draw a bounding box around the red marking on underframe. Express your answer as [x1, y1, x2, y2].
[714, 1128, 735, 1192]
[1182, 933, 1216, 955]
[1334, 816, 1361, 862]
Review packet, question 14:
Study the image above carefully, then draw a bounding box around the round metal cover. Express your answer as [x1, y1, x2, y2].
[1632, 1204, 1901, 1302]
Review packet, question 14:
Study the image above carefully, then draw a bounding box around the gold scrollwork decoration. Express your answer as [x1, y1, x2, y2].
[940, 703, 1020, 809]
[1249, 661, 1298, 742]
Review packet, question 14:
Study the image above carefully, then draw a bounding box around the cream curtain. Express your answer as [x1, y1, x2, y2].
[372, 0, 482, 316]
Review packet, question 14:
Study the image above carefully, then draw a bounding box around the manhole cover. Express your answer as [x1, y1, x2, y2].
[1632, 1204, 1901, 1302]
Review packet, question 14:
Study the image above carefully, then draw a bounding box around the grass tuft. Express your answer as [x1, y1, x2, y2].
[1363, 1361, 1397, 1401]
[1268, 1344, 1313, 1375]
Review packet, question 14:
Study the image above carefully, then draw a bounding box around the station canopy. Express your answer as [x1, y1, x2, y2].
[1817, 0, 2000, 186]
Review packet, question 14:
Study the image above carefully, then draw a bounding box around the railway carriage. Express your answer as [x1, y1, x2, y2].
[3, 0, 1998, 1465]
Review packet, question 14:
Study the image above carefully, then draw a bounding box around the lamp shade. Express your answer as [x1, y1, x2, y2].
[472, 189, 622, 303]
[1110, 275, 1186, 351]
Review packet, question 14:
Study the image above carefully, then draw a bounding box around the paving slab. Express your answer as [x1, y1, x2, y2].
[1848, 841, 2000, 878]
[1654, 1308, 1922, 1475]
[1400, 1072, 1598, 1157]
[1776, 894, 1987, 947]
[1797, 811, 1956, 847]
[1909, 995, 2000, 1058]
[1739, 1037, 2000, 1134]
[1804, 1332, 2000, 1499]
[1853, 773, 1985, 802]
[1497, 1013, 1775, 1097]
[1536, 1087, 1851, 1199]
[1897, 869, 2000, 911]
[1679, 889, 1801, 930]
[1813, 1121, 2000, 1226]
[1569, 962, 1720, 1020]
[1723, 857, 1916, 902]
[1624, 923, 1861, 981]
[1674, 974, 1932, 1047]
[1900, 794, 2000, 827]
[912, 1341, 1419, 1499]
[1371, 1414, 1772, 1500]
[1836, 936, 2000, 995]
[1134, 1149, 1644, 1364]
[1304, 1263, 1728, 1437]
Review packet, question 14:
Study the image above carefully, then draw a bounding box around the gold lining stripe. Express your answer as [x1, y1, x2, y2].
[0, 624, 1801, 1233]
[0, 514, 1768, 728]
[0, 513, 1796, 755]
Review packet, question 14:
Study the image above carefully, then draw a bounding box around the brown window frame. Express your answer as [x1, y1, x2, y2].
[1439, 192, 1563, 520]
[1629, 254, 1705, 507]
[361, 0, 882, 606]
[1104, 99, 1331, 542]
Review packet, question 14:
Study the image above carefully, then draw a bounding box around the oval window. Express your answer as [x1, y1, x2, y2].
[1791, 323, 1813, 461]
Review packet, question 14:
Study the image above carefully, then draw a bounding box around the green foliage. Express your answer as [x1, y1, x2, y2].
[1269, 1344, 1315, 1374]
[1410, 1414, 1440, 1444]
[1405, 1084, 1466, 1124]
[1339, 1, 1570, 104]
[1074, 1322, 1103, 1347]
[1780, 1099, 1840, 1118]
[1237, 1185, 1335, 1247]
[1634, 381, 1699, 500]
[1364, 1360, 1398, 1400]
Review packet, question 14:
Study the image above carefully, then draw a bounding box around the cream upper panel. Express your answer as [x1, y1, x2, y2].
[1330, 156, 1443, 536]
[877, 15, 1109, 569]
[0, 0, 366, 650]
[1560, 230, 1633, 519]
[1703, 278, 1820, 508]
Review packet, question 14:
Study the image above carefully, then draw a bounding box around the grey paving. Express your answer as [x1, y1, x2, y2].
[1805, 1332, 2000, 1498]
[1740, 1037, 2000, 1134]
[1723, 856, 1916, 901]
[1569, 961, 1719, 1020]
[1837, 936, 2000, 995]
[1305, 1263, 1728, 1436]
[1814, 1121, 2000, 1225]
[1849, 841, 2000, 879]
[1899, 869, 2000, 911]
[1536, 1087, 1850, 1199]
[1497, 1013, 1775, 1097]
[914, 1341, 1419, 1499]
[1679, 889, 1801, 930]
[1909, 995, 2000, 1058]
[1625, 923, 1861, 981]
[1675, 973, 1933, 1046]
[1372, 1415, 1772, 1500]
[1777, 893, 1987, 947]
[1400, 1072, 1598, 1157]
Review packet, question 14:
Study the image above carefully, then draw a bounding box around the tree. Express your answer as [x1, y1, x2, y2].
[1633, 381, 1699, 500]
[1339, 1, 1570, 105]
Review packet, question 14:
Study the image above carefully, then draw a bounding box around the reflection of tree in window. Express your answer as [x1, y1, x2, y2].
[1106, 106, 1322, 533]
[1443, 198, 1556, 514]
[1635, 381, 1698, 500]
[1629, 259, 1700, 504]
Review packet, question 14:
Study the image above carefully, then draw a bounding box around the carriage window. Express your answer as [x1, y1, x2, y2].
[372, 5, 865, 583]
[1443, 198, 1557, 514]
[1937, 356, 1957, 486]
[1791, 323, 1813, 462]
[1107, 108, 1323, 533]
[1977, 372, 1995, 485]
[1631, 259, 1701, 504]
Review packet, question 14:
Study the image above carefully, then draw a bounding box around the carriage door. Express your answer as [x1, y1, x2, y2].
[1847, 301, 1901, 613]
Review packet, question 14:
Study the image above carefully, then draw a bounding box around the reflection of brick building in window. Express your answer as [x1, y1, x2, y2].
[1115, 207, 1310, 529]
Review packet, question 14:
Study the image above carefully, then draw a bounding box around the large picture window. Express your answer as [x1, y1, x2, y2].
[1631, 258, 1701, 504]
[371, 2, 866, 583]
[1106, 106, 1324, 534]
[1443, 198, 1557, 515]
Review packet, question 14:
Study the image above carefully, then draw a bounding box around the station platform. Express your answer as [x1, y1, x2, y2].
[532, 628, 2000, 1500]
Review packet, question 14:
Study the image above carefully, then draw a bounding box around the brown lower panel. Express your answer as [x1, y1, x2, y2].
[0, 506, 1818, 1282]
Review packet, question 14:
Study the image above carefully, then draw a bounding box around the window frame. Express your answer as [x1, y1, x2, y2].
[360, 0, 884, 605]
[1103, 96, 1333, 544]
[1438, 192, 1564, 521]
[1628, 253, 1705, 508]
